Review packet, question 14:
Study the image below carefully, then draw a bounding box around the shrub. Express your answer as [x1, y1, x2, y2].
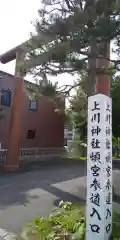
[20, 201, 120, 240]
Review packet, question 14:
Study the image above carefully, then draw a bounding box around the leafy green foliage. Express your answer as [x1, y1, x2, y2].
[67, 136, 87, 159]
[26, 79, 58, 100]
[113, 212, 120, 238]
[19, 201, 120, 240]
[69, 92, 87, 140]
[68, 72, 120, 143]
[110, 75, 120, 156]
[111, 75, 120, 139]
[68, 72, 88, 140]
[21, 201, 85, 240]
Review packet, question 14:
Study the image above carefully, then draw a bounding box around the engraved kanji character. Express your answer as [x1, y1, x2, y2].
[91, 113, 100, 124]
[106, 139, 111, 149]
[106, 103, 110, 112]
[106, 152, 111, 163]
[90, 152, 101, 163]
[90, 178, 101, 191]
[91, 164, 100, 177]
[106, 179, 111, 190]
[106, 224, 111, 233]
[106, 208, 112, 219]
[92, 101, 100, 111]
[91, 139, 100, 149]
[106, 113, 111, 124]
[90, 208, 101, 220]
[90, 193, 100, 207]
[90, 224, 100, 233]
[106, 192, 111, 205]
[106, 166, 111, 178]
[106, 127, 111, 136]
[91, 126, 101, 136]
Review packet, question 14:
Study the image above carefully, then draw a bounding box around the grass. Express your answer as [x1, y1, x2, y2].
[67, 155, 87, 160]
[113, 212, 120, 238]
[70, 156, 87, 160]
[79, 157, 87, 160]
[113, 156, 120, 160]
[74, 156, 120, 161]
[68, 153, 120, 161]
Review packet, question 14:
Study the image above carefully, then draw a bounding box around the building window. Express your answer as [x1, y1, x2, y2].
[67, 126, 73, 131]
[29, 100, 37, 111]
[1, 89, 11, 107]
[67, 133, 73, 137]
[27, 130, 36, 139]
[67, 132, 73, 140]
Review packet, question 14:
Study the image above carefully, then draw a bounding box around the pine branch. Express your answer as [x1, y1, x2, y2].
[26, 0, 120, 77]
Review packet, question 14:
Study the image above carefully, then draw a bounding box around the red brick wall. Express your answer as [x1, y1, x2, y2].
[0, 71, 64, 149]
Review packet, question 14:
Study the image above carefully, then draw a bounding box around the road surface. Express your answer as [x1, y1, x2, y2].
[0, 163, 120, 234]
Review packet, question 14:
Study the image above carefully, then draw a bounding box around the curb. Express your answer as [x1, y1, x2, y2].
[0, 158, 120, 175]
[0, 228, 16, 240]
[113, 160, 120, 169]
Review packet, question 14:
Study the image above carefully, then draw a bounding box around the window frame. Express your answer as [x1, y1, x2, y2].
[27, 130, 36, 139]
[1, 88, 12, 107]
[28, 100, 37, 111]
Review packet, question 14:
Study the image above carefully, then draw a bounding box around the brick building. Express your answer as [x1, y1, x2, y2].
[0, 70, 64, 150]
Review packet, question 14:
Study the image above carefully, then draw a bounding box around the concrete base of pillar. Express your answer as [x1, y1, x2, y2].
[4, 164, 19, 172]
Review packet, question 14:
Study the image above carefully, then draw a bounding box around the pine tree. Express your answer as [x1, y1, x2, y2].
[68, 71, 88, 140]
[25, 0, 120, 125]
[25, 74, 65, 116]
[27, 0, 120, 81]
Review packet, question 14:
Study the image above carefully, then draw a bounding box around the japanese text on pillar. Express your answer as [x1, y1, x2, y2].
[86, 94, 112, 240]
[105, 101, 112, 238]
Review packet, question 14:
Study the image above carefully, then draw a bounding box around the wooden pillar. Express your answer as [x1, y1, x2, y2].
[5, 48, 25, 171]
[96, 42, 110, 97]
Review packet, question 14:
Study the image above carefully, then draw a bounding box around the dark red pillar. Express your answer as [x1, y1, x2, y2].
[5, 49, 25, 171]
[96, 42, 110, 97]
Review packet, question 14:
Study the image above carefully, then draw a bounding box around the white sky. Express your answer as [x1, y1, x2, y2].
[0, 0, 117, 87]
[0, 0, 39, 70]
[0, 0, 74, 86]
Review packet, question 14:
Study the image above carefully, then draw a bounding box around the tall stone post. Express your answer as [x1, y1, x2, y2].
[5, 48, 25, 171]
[86, 42, 112, 239]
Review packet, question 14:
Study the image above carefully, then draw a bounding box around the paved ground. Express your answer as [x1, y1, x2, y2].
[0, 163, 120, 234]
